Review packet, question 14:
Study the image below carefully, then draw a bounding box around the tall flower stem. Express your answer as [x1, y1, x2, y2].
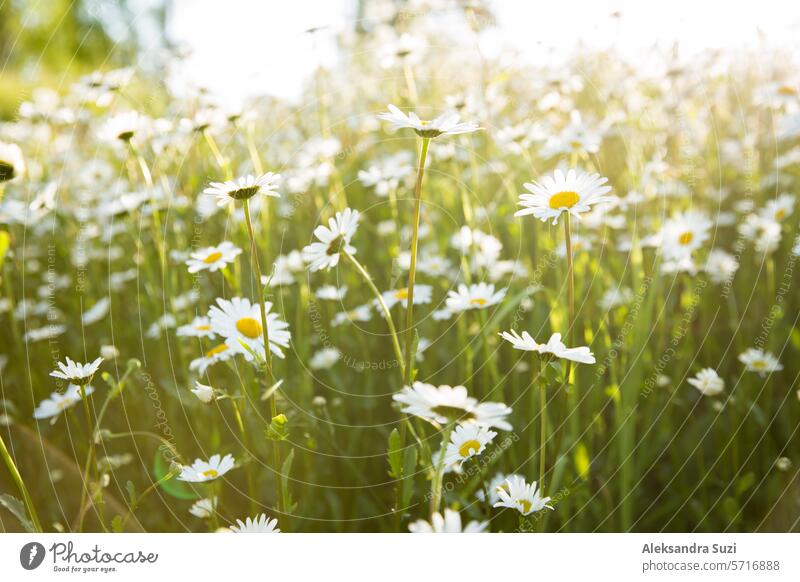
[0, 432, 42, 532]
[342, 251, 405, 381]
[77, 385, 101, 531]
[563, 214, 575, 382]
[242, 198, 284, 513]
[127, 142, 166, 274]
[203, 130, 231, 179]
[403, 137, 430, 387]
[538, 359, 547, 490]
[403, 63, 419, 105]
[429, 422, 454, 519]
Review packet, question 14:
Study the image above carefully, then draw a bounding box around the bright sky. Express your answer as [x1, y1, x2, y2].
[166, 0, 800, 106]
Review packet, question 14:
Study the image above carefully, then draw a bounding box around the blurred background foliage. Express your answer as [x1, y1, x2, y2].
[0, 0, 168, 119]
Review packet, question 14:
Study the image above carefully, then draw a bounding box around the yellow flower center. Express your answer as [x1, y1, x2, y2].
[195, 325, 211, 331]
[548, 191, 580, 209]
[775, 209, 786, 220]
[458, 439, 482, 458]
[203, 251, 223, 264]
[201, 469, 218, 479]
[777, 85, 797, 96]
[236, 317, 263, 339]
[678, 231, 694, 245]
[394, 288, 409, 300]
[469, 298, 488, 307]
[205, 343, 228, 358]
[751, 360, 766, 369]
[518, 499, 532, 513]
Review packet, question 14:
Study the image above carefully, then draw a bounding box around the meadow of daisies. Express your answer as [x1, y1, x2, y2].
[1, 8, 800, 534]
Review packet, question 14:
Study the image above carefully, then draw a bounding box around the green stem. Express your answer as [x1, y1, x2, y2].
[475, 458, 492, 520]
[342, 251, 405, 380]
[538, 360, 547, 492]
[429, 422, 454, 519]
[77, 384, 99, 531]
[563, 213, 575, 383]
[242, 199, 283, 513]
[0, 432, 42, 532]
[402, 62, 419, 105]
[203, 130, 231, 179]
[403, 137, 430, 387]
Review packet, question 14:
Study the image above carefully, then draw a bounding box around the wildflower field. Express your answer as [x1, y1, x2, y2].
[1, 2, 799, 534]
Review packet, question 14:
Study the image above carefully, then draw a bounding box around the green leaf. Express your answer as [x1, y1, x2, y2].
[400, 445, 418, 509]
[266, 413, 289, 441]
[544, 361, 563, 383]
[0, 494, 35, 533]
[260, 379, 284, 402]
[409, 330, 420, 382]
[281, 448, 297, 514]
[387, 428, 402, 478]
[111, 515, 125, 533]
[126, 480, 137, 505]
[153, 451, 197, 500]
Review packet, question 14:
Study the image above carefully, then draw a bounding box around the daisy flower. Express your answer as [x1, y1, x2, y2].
[267, 251, 306, 287]
[191, 381, 216, 403]
[515, 168, 613, 225]
[377, 104, 480, 138]
[33, 384, 95, 420]
[302, 208, 360, 271]
[100, 345, 120, 360]
[762, 193, 795, 222]
[101, 110, 145, 142]
[309, 347, 341, 370]
[331, 304, 372, 326]
[189, 497, 217, 519]
[443, 423, 497, 468]
[177, 453, 235, 482]
[315, 285, 348, 300]
[203, 173, 281, 207]
[704, 250, 739, 285]
[660, 211, 713, 260]
[189, 342, 234, 375]
[493, 475, 553, 516]
[81, 297, 110, 325]
[599, 287, 633, 311]
[185, 241, 242, 274]
[50, 356, 103, 386]
[445, 282, 505, 312]
[176, 316, 216, 339]
[738, 348, 783, 376]
[381, 284, 433, 309]
[230, 513, 280, 533]
[393, 382, 512, 430]
[379, 33, 424, 69]
[408, 509, 487, 533]
[499, 330, 595, 364]
[208, 297, 291, 360]
[687, 368, 725, 396]
[24, 324, 66, 343]
[476, 472, 524, 505]
[0, 141, 25, 182]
